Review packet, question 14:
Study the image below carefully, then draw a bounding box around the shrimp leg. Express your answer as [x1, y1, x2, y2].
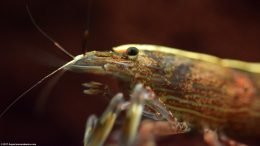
[137, 91, 190, 146]
[83, 93, 124, 146]
[83, 83, 147, 146]
[82, 81, 111, 97]
[83, 83, 192, 146]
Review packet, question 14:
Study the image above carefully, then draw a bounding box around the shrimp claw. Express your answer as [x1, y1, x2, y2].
[83, 93, 124, 146]
[83, 83, 191, 146]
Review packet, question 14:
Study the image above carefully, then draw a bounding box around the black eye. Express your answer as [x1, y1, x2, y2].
[126, 47, 139, 56]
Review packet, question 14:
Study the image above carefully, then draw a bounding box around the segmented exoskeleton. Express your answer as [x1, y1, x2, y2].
[2, 42, 260, 146]
[2, 4, 260, 146]
[64, 44, 260, 146]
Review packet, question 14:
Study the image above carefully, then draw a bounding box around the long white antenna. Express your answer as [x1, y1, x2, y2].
[0, 5, 87, 118]
[26, 5, 75, 58]
[0, 56, 83, 118]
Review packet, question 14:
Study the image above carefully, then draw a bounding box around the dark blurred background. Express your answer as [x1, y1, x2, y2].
[1, 0, 260, 146]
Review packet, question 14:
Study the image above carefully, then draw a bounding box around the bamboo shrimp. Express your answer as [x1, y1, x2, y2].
[2, 36, 260, 146]
[71, 44, 260, 146]
[2, 4, 260, 146]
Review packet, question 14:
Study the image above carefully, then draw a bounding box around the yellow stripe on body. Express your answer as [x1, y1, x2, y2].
[113, 44, 260, 74]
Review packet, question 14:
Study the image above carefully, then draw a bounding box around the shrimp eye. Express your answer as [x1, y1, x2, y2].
[126, 47, 139, 56]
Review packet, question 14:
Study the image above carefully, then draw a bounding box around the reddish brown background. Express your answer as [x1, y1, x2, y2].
[1, 0, 260, 146]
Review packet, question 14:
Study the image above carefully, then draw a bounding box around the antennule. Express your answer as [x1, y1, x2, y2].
[81, 0, 93, 54]
[26, 5, 75, 58]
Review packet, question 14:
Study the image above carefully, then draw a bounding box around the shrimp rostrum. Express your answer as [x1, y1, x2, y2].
[65, 44, 260, 146]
